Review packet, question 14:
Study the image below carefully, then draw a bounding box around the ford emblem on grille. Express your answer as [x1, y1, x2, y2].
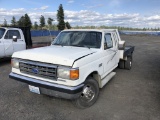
[32, 68, 39, 74]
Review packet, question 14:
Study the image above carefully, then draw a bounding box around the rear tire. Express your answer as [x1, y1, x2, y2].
[72, 77, 99, 109]
[118, 60, 125, 69]
[125, 56, 132, 70]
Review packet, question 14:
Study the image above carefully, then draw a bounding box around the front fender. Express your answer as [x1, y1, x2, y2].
[72, 50, 103, 86]
[74, 59, 103, 85]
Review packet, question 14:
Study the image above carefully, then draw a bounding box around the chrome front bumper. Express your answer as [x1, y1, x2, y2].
[9, 72, 84, 99]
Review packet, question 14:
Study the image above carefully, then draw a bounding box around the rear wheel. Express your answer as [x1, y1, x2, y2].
[118, 60, 125, 69]
[125, 56, 132, 70]
[72, 77, 99, 109]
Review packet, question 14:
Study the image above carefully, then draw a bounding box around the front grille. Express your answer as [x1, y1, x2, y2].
[19, 60, 57, 80]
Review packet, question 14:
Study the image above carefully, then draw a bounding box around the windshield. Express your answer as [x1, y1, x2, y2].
[52, 31, 102, 48]
[0, 28, 6, 39]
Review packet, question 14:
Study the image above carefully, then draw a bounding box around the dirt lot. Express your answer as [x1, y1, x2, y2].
[0, 35, 160, 120]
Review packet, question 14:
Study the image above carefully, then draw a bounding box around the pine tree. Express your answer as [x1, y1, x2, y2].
[47, 18, 54, 29]
[34, 22, 38, 30]
[3, 19, 7, 26]
[24, 14, 32, 28]
[40, 15, 45, 28]
[65, 22, 71, 29]
[17, 16, 25, 27]
[11, 16, 16, 26]
[57, 4, 65, 30]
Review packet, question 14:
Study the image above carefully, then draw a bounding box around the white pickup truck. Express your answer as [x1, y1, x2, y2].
[0, 27, 32, 59]
[9, 29, 134, 108]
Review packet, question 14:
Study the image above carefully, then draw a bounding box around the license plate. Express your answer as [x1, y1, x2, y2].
[29, 85, 40, 94]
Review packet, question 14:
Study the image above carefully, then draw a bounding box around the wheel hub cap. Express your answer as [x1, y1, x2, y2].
[81, 86, 95, 102]
[130, 61, 132, 67]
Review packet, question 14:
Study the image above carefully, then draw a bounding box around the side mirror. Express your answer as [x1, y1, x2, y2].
[104, 43, 108, 50]
[13, 36, 17, 42]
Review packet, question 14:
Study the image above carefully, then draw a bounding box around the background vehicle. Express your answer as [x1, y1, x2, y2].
[9, 29, 134, 108]
[0, 27, 32, 59]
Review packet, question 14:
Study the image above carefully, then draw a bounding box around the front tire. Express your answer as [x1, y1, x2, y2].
[72, 77, 99, 109]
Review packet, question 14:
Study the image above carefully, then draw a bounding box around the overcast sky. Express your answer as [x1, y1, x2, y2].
[0, 0, 160, 28]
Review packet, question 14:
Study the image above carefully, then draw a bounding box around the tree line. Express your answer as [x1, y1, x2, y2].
[2, 4, 71, 30]
[1, 4, 160, 31]
[73, 25, 160, 31]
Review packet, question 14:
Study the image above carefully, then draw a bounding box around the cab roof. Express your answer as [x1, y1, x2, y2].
[62, 29, 118, 33]
[0, 27, 21, 31]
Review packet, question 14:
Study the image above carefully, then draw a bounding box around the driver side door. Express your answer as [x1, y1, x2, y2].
[102, 33, 116, 76]
[3, 30, 14, 56]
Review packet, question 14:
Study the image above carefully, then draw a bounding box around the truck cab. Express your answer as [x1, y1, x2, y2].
[9, 29, 134, 108]
[0, 27, 26, 58]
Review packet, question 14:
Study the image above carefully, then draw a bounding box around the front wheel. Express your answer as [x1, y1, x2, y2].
[72, 77, 99, 109]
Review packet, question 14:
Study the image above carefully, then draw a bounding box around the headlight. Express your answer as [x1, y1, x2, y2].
[57, 67, 70, 79]
[57, 66, 79, 80]
[11, 59, 19, 69]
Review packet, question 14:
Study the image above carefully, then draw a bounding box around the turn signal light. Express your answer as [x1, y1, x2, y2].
[70, 69, 79, 80]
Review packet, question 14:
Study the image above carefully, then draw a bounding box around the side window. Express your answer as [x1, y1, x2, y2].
[4, 30, 21, 39]
[104, 33, 113, 48]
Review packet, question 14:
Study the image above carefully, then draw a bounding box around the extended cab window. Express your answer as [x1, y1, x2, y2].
[104, 33, 113, 48]
[53, 31, 102, 48]
[4, 30, 21, 39]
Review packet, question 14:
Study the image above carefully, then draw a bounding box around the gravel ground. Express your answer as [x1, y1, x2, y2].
[0, 34, 160, 120]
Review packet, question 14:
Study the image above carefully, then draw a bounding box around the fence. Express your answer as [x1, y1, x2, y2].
[31, 30, 61, 37]
[31, 30, 160, 37]
[119, 31, 160, 36]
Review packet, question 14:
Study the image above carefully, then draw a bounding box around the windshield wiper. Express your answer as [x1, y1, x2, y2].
[84, 45, 90, 49]
[53, 43, 64, 47]
[53, 43, 61, 45]
[71, 45, 90, 49]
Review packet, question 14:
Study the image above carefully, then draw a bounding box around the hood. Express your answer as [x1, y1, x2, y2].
[12, 45, 96, 66]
